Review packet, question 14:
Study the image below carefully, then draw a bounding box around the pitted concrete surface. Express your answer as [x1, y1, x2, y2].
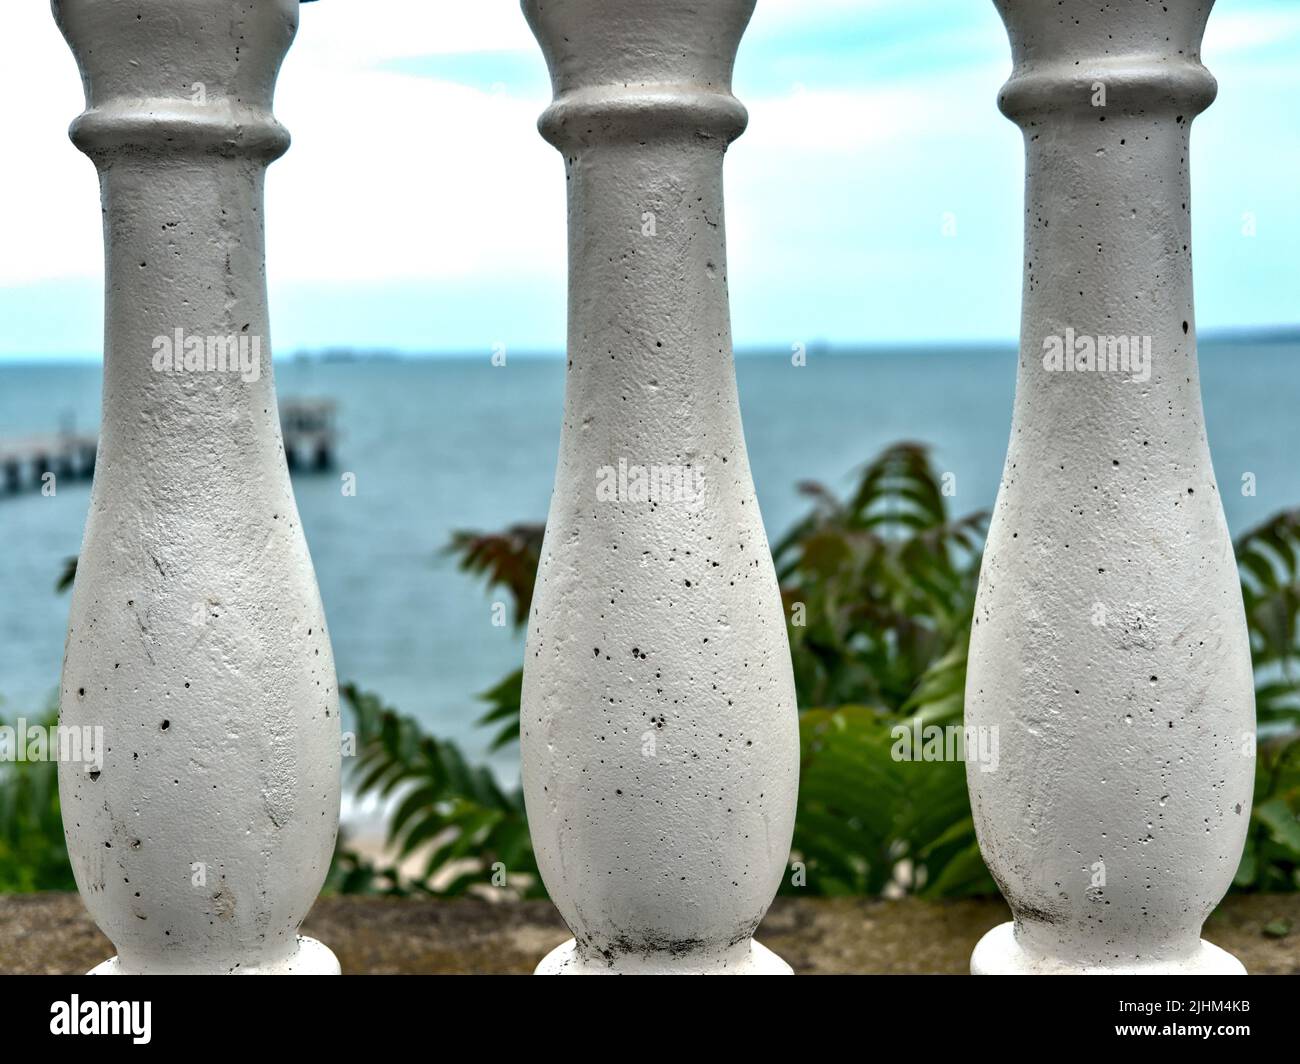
[52, 0, 340, 974]
[966, 0, 1253, 973]
[2, 894, 1296, 975]
[519, 0, 798, 973]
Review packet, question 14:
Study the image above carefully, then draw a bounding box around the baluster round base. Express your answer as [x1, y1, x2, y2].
[970, 922, 1245, 975]
[88, 935, 340, 976]
[536, 937, 792, 975]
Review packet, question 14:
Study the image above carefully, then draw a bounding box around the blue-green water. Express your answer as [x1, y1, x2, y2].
[2, 342, 1297, 776]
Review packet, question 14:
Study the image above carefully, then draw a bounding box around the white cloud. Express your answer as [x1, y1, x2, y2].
[1203, 9, 1300, 56]
[743, 61, 1004, 155]
[289, 0, 535, 68]
[0, 3, 560, 288]
[755, 0, 894, 25]
[271, 70, 558, 284]
[1, 0, 1295, 350]
[0, 5, 96, 285]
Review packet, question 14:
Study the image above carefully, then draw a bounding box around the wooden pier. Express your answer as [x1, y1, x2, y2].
[0, 432, 96, 494]
[0, 399, 337, 497]
[281, 398, 338, 473]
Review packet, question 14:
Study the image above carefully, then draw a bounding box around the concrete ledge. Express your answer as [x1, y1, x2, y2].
[2, 893, 1297, 975]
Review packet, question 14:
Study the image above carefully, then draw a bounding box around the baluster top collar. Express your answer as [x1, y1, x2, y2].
[53, 0, 298, 161]
[524, 0, 754, 149]
[994, 0, 1217, 122]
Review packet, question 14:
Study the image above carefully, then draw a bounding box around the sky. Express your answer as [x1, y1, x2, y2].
[0, 0, 1296, 360]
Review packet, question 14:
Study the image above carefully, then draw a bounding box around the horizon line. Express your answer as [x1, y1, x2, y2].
[1, 324, 1297, 368]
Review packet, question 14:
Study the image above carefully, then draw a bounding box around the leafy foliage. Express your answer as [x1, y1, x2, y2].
[774, 442, 986, 713]
[440, 523, 534, 753]
[444, 524, 543, 630]
[55, 556, 77, 595]
[1232, 510, 1300, 889]
[790, 706, 989, 896]
[1236, 509, 1300, 725]
[334, 442, 1300, 898]
[770, 443, 992, 895]
[476, 669, 524, 754]
[8, 443, 1300, 898]
[0, 704, 77, 892]
[329, 683, 541, 897]
[1236, 738, 1300, 893]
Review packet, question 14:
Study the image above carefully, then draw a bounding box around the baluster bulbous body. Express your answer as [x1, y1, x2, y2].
[520, 0, 800, 974]
[965, 0, 1254, 974]
[54, 0, 340, 975]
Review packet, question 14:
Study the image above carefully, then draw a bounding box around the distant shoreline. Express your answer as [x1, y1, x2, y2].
[1, 325, 1297, 368]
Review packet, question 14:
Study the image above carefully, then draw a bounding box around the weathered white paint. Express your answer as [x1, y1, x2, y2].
[520, 0, 800, 975]
[966, 0, 1254, 974]
[54, 0, 340, 975]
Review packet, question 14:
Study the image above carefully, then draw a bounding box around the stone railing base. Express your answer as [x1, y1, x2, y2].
[971, 922, 1246, 975]
[87, 936, 341, 976]
[535, 936, 791, 975]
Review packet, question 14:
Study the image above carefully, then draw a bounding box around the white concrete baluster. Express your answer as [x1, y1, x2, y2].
[54, 0, 340, 975]
[520, 0, 800, 974]
[966, 0, 1254, 974]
